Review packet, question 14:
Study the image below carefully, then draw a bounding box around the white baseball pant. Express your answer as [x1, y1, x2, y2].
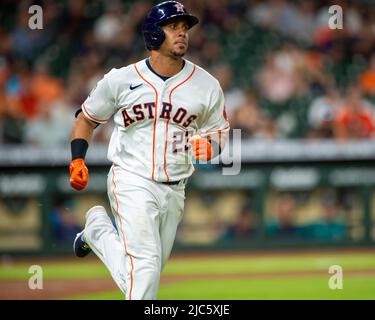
[83, 164, 185, 300]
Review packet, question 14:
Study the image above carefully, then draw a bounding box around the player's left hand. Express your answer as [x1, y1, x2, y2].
[69, 158, 89, 191]
[190, 136, 213, 161]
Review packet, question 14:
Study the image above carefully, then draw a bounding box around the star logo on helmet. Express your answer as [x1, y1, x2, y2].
[174, 3, 185, 12]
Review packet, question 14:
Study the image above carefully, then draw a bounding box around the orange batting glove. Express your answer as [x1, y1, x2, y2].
[69, 158, 89, 191]
[191, 136, 213, 161]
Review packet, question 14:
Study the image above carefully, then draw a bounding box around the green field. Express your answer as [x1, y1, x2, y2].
[1, 250, 374, 299]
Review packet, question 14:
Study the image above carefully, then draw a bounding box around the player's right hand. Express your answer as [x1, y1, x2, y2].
[190, 135, 213, 161]
[69, 158, 89, 191]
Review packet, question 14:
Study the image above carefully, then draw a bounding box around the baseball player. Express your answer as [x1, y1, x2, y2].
[70, 1, 229, 300]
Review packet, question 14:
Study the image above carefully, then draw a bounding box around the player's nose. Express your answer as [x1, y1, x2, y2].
[176, 26, 187, 37]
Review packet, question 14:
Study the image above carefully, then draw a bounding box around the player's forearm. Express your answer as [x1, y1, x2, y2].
[71, 113, 96, 143]
[70, 113, 97, 161]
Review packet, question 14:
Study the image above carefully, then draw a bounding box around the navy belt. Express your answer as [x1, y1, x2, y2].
[162, 178, 187, 185]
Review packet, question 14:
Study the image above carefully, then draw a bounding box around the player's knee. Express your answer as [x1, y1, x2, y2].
[142, 257, 161, 281]
[86, 205, 107, 219]
[142, 269, 161, 287]
[84, 207, 112, 242]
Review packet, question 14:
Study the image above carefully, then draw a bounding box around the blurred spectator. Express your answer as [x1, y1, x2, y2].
[266, 192, 302, 238]
[250, 0, 293, 31]
[334, 86, 375, 140]
[0, 85, 25, 144]
[6, 62, 39, 120]
[94, 1, 124, 46]
[31, 61, 64, 106]
[278, 1, 316, 45]
[256, 44, 308, 103]
[307, 190, 347, 240]
[251, 0, 316, 45]
[307, 85, 342, 139]
[211, 63, 245, 118]
[302, 49, 331, 95]
[0, 27, 12, 57]
[223, 201, 258, 240]
[360, 53, 375, 98]
[58, 0, 97, 55]
[232, 90, 277, 139]
[24, 98, 74, 147]
[352, 6, 375, 59]
[0, 58, 27, 143]
[50, 196, 81, 243]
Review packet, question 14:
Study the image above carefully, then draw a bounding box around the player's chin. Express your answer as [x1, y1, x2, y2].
[172, 44, 187, 57]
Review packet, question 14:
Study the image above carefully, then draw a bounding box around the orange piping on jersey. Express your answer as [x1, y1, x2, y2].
[134, 63, 158, 181]
[82, 102, 110, 123]
[164, 64, 197, 182]
[111, 165, 134, 300]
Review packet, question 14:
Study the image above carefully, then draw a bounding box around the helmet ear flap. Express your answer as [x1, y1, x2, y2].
[151, 32, 159, 40]
[143, 23, 165, 50]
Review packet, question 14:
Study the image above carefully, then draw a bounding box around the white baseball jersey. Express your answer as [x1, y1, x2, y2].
[82, 58, 229, 182]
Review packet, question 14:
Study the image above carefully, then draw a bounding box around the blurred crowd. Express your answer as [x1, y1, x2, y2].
[220, 188, 356, 243]
[1, 0, 375, 146]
